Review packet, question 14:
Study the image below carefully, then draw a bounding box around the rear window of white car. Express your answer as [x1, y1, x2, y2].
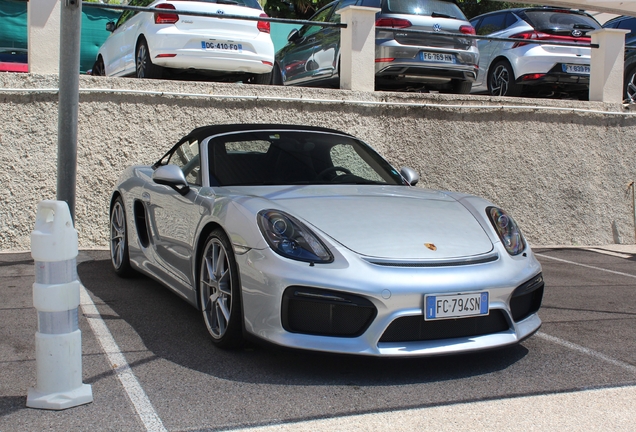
[172, 0, 262, 10]
[525, 11, 600, 33]
[382, 0, 466, 20]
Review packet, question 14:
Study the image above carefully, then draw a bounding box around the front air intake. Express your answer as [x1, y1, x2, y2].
[510, 273, 544, 322]
[379, 310, 510, 343]
[282, 287, 377, 337]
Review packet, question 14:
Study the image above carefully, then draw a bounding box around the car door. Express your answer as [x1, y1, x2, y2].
[101, 8, 135, 75]
[101, 0, 154, 76]
[144, 138, 203, 292]
[472, 12, 515, 87]
[278, 3, 336, 85]
[310, 0, 358, 82]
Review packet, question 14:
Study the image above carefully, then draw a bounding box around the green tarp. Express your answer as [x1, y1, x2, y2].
[0, 0, 120, 73]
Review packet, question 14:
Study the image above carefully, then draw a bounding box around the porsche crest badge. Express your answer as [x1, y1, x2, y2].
[424, 243, 437, 251]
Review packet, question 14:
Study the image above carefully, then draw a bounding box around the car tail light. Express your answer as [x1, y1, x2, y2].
[375, 58, 395, 63]
[257, 13, 270, 33]
[521, 73, 546, 81]
[459, 25, 475, 35]
[155, 4, 178, 24]
[510, 30, 591, 48]
[375, 18, 411, 28]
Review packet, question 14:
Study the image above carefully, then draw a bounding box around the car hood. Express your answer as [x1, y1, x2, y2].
[230, 186, 494, 260]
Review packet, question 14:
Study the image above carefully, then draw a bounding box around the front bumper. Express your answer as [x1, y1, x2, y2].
[237, 242, 543, 357]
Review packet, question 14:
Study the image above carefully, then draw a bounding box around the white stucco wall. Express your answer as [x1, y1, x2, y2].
[1, 74, 636, 251]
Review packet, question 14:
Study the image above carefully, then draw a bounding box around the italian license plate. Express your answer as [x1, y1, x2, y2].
[562, 64, 590, 75]
[421, 52, 455, 63]
[425, 292, 489, 320]
[201, 41, 243, 52]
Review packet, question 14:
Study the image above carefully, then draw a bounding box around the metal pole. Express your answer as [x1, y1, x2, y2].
[57, 0, 82, 221]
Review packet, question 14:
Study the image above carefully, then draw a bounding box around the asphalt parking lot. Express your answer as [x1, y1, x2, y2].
[1, 247, 636, 431]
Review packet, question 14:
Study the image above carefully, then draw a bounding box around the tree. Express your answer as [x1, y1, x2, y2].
[265, 0, 333, 19]
[456, 0, 539, 20]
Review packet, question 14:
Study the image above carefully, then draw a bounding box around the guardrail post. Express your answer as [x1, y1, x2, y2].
[589, 28, 629, 103]
[27, 200, 93, 410]
[27, 0, 60, 74]
[337, 6, 380, 91]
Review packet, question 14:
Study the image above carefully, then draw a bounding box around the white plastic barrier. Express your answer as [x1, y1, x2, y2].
[27, 200, 93, 410]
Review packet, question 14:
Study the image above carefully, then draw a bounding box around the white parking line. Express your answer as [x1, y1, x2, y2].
[80, 285, 167, 432]
[535, 253, 636, 279]
[536, 332, 636, 374]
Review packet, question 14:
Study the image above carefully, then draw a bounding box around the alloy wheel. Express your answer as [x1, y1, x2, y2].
[626, 70, 636, 103]
[200, 237, 233, 339]
[490, 64, 510, 96]
[110, 201, 126, 270]
[136, 43, 149, 78]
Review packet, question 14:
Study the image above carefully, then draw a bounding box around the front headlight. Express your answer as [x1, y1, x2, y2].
[486, 207, 526, 255]
[257, 210, 334, 263]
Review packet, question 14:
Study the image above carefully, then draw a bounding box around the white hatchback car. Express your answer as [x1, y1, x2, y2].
[469, 7, 600, 98]
[92, 0, 274, 83]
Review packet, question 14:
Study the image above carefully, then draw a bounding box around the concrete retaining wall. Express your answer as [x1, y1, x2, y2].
[2, 73, 636, 251]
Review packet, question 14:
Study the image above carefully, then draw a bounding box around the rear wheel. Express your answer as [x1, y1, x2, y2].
[199, 229, 243, 348]
[92, 56, 105, 76]
[488, 60, 522, 97]
[136, 38, 162, 79]
[624, 64, 636, 103]
[110, 197, 134, 277]
[451, 79, 472, 94]
[250, 71, 272, 85]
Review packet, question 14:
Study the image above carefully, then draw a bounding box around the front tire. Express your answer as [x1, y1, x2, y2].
[136, 38, 162, 79]
[92, 56, 105, 76]
[199, 229, 243, 348]
[110, 197, 134, 277]
[624, 64, 636, 103]
[271, 63, 283, 85]
[488, 60, 522, 97]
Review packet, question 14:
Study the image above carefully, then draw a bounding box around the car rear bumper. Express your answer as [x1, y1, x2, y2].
[148, 29, 274, 74]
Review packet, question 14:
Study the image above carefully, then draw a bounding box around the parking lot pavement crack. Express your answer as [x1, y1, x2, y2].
[536, 332, 636, 374]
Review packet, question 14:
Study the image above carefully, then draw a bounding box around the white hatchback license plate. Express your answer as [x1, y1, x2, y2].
[562, 64, 590, 75]
[421, 52, 455, 63]
[425, 292, 489, 320]
[201, 41, 243, 52]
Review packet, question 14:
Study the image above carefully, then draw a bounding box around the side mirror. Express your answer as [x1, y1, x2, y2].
[153, 165, 190, 195]
[287, 28, 300, 42]
[106, 21, 115, 32]
[400, 167, 419, 186]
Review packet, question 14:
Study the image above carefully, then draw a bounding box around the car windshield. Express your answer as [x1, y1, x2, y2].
[525, 10, 600, 33]
[207, 130, 405, 186]
[382, 0, 466, 19]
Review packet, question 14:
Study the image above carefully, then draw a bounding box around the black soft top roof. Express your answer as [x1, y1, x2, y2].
[155, 124, 355, 167]
[186, 123, 354, 142]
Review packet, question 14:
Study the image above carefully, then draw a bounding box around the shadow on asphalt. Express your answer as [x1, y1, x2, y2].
[78, 259, 529, 387]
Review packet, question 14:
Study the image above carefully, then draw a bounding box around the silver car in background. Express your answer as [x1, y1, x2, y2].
[109, 124, 544, 357]
[274, 0, 479, 93]
[470, 7, 599, 98]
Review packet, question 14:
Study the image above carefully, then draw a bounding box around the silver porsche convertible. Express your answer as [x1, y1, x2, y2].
[109, 124, 543, 357]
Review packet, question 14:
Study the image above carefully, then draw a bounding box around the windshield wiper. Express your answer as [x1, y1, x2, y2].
[216, 0, 240, 4]
[431, 12, 456, 19]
